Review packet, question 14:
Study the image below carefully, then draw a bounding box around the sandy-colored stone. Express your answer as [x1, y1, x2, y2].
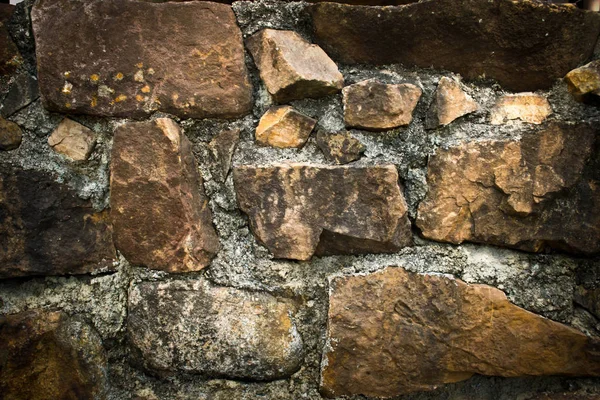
[0, 117, 22, 151]
[321, 267, 600, 398]
[311, 0, 600, 91]
[48, 118, 96, 161]
[0, 4, 21, 76]
[247, 29, 344, 103]
[416, 122, 600, 255]
[233, 164, 412, 260]
[128, 278, 303, 380]
[426, 77, 479, 129]
[110, 118, 219, 273]
[316, 130, 365, 164]
[343, 79, 422, 131]
[564, 60, 600, 102]
[208, 128, 240, 183]
[490, 93, 553, 125]
[31, 0, 252, 119]
[0, 310, 107, 400]
[256, 106, 316, 148]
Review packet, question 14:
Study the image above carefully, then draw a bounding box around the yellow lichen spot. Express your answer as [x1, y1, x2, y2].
[147, 68, 155, 75]
[141, 85, 151, 93]
[134, 70, 144, 82]
[91, 96, 98, 107]
[65, 102, 72, 108]
[172, 93, 179, 102]
[136, 62, 144, 68]
[90, 74, 100, 83]
[114, 94, 128, 103]
[136, 94, 144, 102]
[114, 72, 124, 81]
[64, 71, 71, 78]
[62, 81, 73, 95]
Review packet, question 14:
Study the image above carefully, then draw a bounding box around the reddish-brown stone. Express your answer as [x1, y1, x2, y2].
[321, 267, 600, 398]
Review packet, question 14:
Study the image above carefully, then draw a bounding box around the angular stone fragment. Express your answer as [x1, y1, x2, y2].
[31, 0, 252, 119]
[208, 128, 240, 183]
[0, 117, 22, 150]
[490, 93, 553, 125]
[233, 164, 412, 260]
[0, 4, 22, 76]
[48, 118, 96, 161]
[575, 285, 600, 320]
[416, 122, 600, 255]
[316, 130, 365, 164]
[311, 0, 600, 91]
[343, 79, 422, 131]
[425, 77, 479, 129]
[0, 310, 108, 400]
[321, 267, 600, 398]
[128, 278, 303, 380]
[0, 166, 116, 278]
[247, 29, 344, 103]
[110, 118, 219, 272]
[256, 106, 316, 148]
[564, 60, 600, 102]
[0, 72, 40, 117]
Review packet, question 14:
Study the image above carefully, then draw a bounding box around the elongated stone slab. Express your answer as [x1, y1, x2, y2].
[31, 0, 252, 119]
[233, 164, 412, 260]
[321, 267, 600, 398]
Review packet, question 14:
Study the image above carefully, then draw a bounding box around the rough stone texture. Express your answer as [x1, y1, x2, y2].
[311, 0, 600, 91]
[0, 116, 22, 150]
[416, 122, 600, 255]
[0, 310, 107, 400]
[426, 77, 479, 129]
[247, 29, 343, 103]
[208, 129, 240, 183]
[0, 166, 116, 278]
[233, 164, 412, 260]
[490, 93, 553, 125]
[128, 278, 304, 380]
[256, 106, 316, 148]
[575, 286, 600, 320]
[321, 267, 600, 398]
[315, 130, 365, 164]
[0, 72, 39, 117]
[343, 79, 422, 130]
[110, 118, 219, 273]
[0, 4, 21, 76]
[31, 0, 252, 119]
[565, 60, 600, 96]
[48, 118, 96, 161]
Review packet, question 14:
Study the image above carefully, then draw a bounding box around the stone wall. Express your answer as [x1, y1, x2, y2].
[1, 0, 600, 399]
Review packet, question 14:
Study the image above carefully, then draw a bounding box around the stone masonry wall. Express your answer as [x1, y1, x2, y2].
[1, 0, 600, 399]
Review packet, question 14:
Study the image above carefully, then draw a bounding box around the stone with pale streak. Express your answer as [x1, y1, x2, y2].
[208, 128, 240, 183]
[233, 164, 412, 260]
[256, 106, 316, 148]
[343, 79, 422, 131]
[110, 118, 219, 272]
[321, 267, 600, 398]
[426, 77, 479, 129]
[247, 29, 344, 103]
[490, 93, 552, 125]
[48, 118, 96, 161]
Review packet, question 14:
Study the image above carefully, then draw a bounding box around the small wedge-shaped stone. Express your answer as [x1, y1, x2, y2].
[564, 60, 600, 99]
[256, 106, 317, 148]
[247, 29, 344, 103]
[316, 130, 365, 164]
[208, 128, 240, 183]
[48, 118, 96, 161]
[31, 0, 252, 119]
[490, 93, 552, 125]
[110, 118, 219, 272]
[233, 164, 412, 260]
[416, 122, 600, 255]
[343, 79, 422, 130]
[128, 278, 304, 380]
[321, 267, 600, 398]
[425, 77, 479, 129]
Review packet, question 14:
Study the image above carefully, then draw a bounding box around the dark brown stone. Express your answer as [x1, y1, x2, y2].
[233, 164, 412, 260]
[0, 117, 22, 150]
[0, 166, 116, 278]
[311, 0, 600, 91]
[416, 122, 600, 255]
[575, 285, 600, 320]
[0, 310, 107, 400]
[0, 4, 22, 76]
[31, 0, 252, 119]
[321, 267, 600, 398]
[110, 118, 219, 273]
[208, 128, 240, 183]
[316, 130, 365, 164]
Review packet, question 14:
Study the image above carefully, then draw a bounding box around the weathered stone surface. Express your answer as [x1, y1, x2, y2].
[0, 117, 22, 150]
[575, 285, 600, 320]
[0, 167, 116, 278]
[425, 77, 479, 129]
[110, 118, 219, 272]
[564, 60, 600, 103]
[416, 122, 600, 255]
[0, 4, 21, 76]
[490, 93, 553, 125]
[128, 278, 303, 380]
[48, 118, 96, 161]
[247, 29, 343, 103]
[531, 393, 600, 400]
[233, 164, 412, 260]
[321, 267, 600, 398]
[0, 310, 107, 400]
[31, 0, 252, 119]
[311, 0, 600, 91]
[0, 72, 39, 117]
[256, 106, 316, 148]
[316, 130, 365, 164]
[208, 128, 240, 183]
[343, 79, 421, 131]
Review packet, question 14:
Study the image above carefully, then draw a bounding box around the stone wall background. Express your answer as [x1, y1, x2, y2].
[1, 0, 600, 399]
